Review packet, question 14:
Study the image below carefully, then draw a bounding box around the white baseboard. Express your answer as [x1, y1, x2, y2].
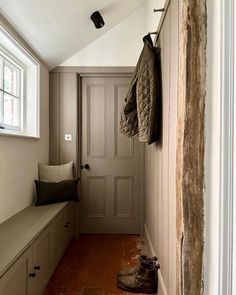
[144, 224, 168, 295]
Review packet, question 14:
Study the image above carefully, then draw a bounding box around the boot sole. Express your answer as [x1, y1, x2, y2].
[117, 281, 157, 294]
[117, 272, 137, 278]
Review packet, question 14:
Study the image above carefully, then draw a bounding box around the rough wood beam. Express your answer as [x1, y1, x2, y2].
[176, 0, 207, 294]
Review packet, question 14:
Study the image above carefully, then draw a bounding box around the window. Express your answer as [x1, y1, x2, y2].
[0, 26, 39, 138]
[0, 51, 24, 131]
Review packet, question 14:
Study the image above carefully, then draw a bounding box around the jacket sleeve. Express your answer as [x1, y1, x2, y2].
[136, 47, 161, 144]
[119, 74, 139, 138]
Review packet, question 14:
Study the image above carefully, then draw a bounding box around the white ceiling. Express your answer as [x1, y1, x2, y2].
[0, 0, 147, 69]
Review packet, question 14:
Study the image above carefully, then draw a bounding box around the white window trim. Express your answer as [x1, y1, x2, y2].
[0, 25, 40, 139]
[0, 25, 38, 66]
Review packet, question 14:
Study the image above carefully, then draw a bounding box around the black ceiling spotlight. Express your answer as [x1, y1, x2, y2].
[90, 11, 105, 29]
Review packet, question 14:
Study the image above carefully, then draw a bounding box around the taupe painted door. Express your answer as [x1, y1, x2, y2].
[80, 76, 143, 234]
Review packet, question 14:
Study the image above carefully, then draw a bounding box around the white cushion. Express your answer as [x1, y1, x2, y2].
[38, 162, 74, 182]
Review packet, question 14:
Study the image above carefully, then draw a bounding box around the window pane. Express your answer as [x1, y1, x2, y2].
[4, 64, 18, 96]
[3, 93, 20, 127]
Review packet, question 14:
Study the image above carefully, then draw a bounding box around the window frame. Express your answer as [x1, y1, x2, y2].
[0, 45, 25, 132]
[0, 25, 40, 139]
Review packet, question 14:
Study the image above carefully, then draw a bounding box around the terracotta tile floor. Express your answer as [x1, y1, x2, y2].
[44, 234, 149, 295]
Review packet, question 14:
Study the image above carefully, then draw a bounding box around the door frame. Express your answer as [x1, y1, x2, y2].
[54, 67, 144, 235]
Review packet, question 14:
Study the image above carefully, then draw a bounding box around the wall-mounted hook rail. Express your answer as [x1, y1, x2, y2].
[149, 31, 158, 35]
[153, 8, 165, 13]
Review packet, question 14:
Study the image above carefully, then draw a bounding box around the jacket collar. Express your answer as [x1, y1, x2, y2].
[143, 34, 154, 48]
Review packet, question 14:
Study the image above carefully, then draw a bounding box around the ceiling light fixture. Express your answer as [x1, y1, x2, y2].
[90, 11, 105, 29]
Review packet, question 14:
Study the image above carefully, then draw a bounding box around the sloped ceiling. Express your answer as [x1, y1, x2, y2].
[59, 6, 147, 67]
[0, 0, 147, 69]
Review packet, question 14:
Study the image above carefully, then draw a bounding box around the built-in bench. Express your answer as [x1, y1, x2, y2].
[0, 201, 76, 295]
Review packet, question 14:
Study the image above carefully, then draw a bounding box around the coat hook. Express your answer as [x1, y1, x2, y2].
[153, 8, 165, 13]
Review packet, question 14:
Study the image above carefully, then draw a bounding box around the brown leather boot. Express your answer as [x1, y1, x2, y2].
[117, 259, 159, 293]
[118, 256, 157, 277]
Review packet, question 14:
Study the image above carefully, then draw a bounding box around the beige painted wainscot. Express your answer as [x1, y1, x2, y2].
[0, 201, 76, 295]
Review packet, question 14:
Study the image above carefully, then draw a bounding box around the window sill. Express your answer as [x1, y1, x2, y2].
[0, 129, 40, 139]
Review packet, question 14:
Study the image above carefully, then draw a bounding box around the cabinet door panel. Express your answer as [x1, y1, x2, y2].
[64, 202, 75, 244]
[52, 208, 67, 265]
[0, 247, 32, 295]
[32, 228, 51, 295]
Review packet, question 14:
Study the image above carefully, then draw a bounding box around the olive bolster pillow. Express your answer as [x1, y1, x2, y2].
[34, 178, 79, 206]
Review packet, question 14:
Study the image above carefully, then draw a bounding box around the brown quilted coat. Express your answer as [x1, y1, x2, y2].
[120, 34, 162, 144]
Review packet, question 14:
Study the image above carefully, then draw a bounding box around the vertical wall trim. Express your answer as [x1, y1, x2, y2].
[141, 143, 145, 237]
[233, 1, 236, 286]
[218, 0, 235, 294]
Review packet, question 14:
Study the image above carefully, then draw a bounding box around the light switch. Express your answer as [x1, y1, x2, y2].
[65, 133, 72, 141]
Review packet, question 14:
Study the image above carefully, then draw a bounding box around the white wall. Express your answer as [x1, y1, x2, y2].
[0, 51, 49, 223]
[60, 6, 147, 67]
[143, 1, 178, 295]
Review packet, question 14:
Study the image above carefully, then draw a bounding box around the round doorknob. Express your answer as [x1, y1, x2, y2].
[83, 164, 90, 170]
[34, 266, 40, 270]
[29, 272, 36, 278]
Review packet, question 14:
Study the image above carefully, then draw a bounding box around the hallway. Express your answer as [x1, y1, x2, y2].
[44, 235, 148, 295]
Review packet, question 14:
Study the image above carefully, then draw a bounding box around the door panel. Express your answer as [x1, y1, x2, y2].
[87, 177, 106, 218]
[80, 76, 143, 234]
[114, 176, 133, 218]
[87, 85, 106, 157]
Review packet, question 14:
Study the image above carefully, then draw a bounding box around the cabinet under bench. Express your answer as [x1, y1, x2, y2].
[0, 201, 76, 295]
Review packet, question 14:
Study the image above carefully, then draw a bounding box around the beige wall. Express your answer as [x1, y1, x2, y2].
[49, 72, 78, 175]
[143, 1, 178, 295]
[0, 64, 49, 224]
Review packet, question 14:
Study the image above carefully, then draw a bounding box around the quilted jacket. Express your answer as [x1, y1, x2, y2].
[120, 34, 162, 144]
